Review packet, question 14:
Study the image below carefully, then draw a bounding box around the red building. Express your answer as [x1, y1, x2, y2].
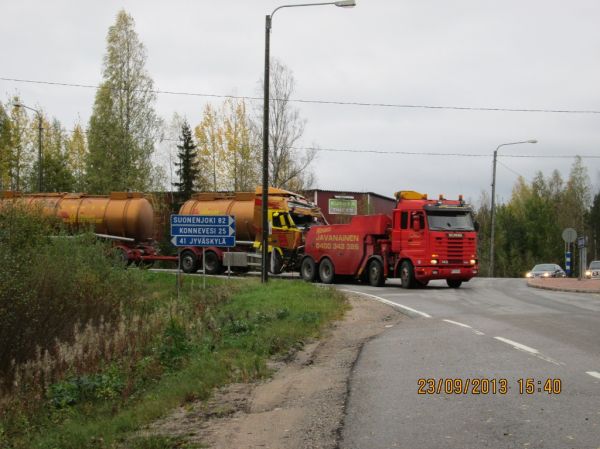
[303, 189, 396, 225]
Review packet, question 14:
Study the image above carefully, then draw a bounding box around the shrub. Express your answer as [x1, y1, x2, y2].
[0, 204, 143, 395]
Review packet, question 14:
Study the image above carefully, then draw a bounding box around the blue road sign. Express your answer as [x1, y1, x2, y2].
[171, 224, 235, 236]
[171, 235, 236, 247]
[170, 215, 236, 248]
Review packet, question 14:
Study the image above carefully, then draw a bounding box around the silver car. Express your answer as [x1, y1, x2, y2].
[526, 263, 566, 278]
[585, 260, 600, 279]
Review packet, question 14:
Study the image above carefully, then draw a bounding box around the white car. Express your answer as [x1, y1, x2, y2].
[585, 260, 600, 279]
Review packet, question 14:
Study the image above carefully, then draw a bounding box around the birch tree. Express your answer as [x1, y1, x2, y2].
[256, 59, 316, 191]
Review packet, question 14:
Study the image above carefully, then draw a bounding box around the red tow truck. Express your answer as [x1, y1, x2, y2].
[300, 191, 479, 288]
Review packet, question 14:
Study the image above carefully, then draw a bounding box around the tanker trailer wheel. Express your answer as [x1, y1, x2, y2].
[180, 250, 199, 274]
[319, 258, 335, 284]
[400, 260, 416, 289]
[301, 257, 317, 282]
[446, 279, 462, 289]
[367, 259, 385, 287]
[116, 247, 133, 266]
[203, 250, 223, 275]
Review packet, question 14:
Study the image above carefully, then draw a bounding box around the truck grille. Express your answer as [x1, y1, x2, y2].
[434, 236, 476, 262]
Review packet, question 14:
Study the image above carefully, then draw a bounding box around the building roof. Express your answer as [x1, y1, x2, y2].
[304, 189, 396, 202]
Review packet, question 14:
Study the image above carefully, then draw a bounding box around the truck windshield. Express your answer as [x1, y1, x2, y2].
[427, 212, 474, 231]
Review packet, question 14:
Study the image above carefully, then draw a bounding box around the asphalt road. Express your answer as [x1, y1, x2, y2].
[337, 278, 600, 449]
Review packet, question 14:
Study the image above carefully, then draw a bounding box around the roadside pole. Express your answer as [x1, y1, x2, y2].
[177, 247, 181, 302]
[578, 236, 587, 280]
[562, 228, 577, 277]
[203, 249, 206, 290]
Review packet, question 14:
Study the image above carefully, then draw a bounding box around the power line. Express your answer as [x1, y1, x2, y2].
[55, 131, 600, 160]
[291, 146, 600, 159]
[498, 160, 525, 178]
[2, 76, 600, 115]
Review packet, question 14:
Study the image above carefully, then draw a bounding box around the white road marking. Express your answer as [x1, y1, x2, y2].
[443, 319, 472, 328]
[494, 336, 539, 354]
[339, 289, 432, 318]
[586, 371, 600, 380]
[443, 319, 485, 335]
[494, 336, 563, 366]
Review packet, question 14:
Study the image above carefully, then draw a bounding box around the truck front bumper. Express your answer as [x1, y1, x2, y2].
[415, 266, 478, 282]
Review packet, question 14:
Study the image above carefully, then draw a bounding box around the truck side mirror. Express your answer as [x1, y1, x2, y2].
[474, 221, 480, 232]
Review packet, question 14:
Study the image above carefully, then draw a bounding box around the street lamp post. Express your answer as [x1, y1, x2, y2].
[489, 139, 537, 277]
[14, 103, 43, 192]
[261, 0, 355, 283]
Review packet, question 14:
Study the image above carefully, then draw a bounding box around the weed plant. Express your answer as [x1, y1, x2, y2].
[0, 205, 347, 449]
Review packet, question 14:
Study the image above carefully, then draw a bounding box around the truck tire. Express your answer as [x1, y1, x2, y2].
[368, 259, 385, 287]
[319, 258, 335, 284]
[180, 250, 198, 273]
[447, 279, 462, 288]
[204, 250, 223, 274]
[400, 260, 416, 289]
[301, 257, 317, 282]
[117, 247, 132, 266]
[270, 250, 284, 274]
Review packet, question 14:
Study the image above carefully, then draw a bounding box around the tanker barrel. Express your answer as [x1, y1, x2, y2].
[0, 192, 154, 242]
[179, 192, 257, 242]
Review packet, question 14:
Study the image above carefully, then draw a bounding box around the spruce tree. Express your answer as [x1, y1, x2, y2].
[173, 121, 200, 198]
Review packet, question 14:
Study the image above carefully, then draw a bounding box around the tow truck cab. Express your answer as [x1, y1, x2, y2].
[391, 191, 478, 287]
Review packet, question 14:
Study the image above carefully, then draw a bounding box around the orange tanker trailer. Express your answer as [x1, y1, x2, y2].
[0, 191, 174, 265]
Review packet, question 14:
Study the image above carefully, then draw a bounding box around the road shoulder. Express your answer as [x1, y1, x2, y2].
[146, 293, 403, 449]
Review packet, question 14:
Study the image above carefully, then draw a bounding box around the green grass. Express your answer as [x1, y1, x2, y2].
[3, 273, 347, 449]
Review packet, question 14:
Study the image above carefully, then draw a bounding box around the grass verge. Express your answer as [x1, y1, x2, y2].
[2, 272, 347, 449]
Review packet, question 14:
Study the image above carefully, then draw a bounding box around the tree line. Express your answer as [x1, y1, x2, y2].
[0, 10, 315, 197]
[474, 157, 599, 277]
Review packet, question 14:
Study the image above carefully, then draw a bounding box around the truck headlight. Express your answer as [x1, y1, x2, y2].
[430, 259, 438, 265]
[586, 270, 591, 277]
[470, 259, 477, 265]
[526, 272, 532, 278]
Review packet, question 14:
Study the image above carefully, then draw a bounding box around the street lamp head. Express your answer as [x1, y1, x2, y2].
[13, 103, 23, 108]
[334, 0, 356, 7]
[528, 139, 538, 144]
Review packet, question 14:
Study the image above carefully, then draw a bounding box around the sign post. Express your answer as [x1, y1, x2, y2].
[577, 235, 587, 280]
[170, 215, 236, 289]
[562, 228, 577, 277]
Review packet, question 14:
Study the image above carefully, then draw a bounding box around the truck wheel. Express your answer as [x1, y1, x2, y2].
[270, 251, 283, 274]
[116, 247, 132, 266]
[447, 279, 462, 288]
[400, 261, 415, 289]
[368, 259, 385, 287]
[180, 250, 198, 274]
[204, 250, 223, 275]
[319, 258, 335, 284]
[301, 257, 317, 282]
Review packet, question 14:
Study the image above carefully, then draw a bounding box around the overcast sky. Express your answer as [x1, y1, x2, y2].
[2, 0, 599, 204]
